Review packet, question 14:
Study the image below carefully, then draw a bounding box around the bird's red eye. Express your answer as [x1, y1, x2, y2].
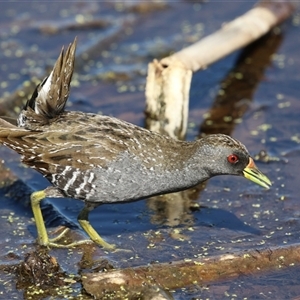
[227, 154, 239, 164]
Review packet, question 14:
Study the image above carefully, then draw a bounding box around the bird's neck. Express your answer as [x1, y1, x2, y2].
[156, 139, 211, 191]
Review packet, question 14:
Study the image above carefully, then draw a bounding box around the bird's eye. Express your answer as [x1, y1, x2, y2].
[227, 154, 239, 164]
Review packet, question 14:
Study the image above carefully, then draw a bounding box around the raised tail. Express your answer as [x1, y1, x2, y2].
[17, 38, 77, 129]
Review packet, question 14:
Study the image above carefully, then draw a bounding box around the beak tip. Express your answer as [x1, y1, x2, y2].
[265, 183, 272, 189]
[243, 160, 272, 190]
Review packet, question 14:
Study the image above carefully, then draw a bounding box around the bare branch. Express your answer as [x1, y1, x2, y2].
[82, 243, 300, 299]
[145, 1, 296, 139]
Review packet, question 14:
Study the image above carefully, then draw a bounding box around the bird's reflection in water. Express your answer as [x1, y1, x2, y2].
[148, 183, 205, 227]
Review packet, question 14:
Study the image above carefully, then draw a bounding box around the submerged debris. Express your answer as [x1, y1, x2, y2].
[16, 248, 65, 288]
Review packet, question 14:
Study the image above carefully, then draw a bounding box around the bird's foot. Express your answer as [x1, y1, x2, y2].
[39, 226, 115, 251]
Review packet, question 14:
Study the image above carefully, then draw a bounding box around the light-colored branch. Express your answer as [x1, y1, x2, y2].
[145, 60, 192, 139]
[145, 1, 295, 139]
[161, 1, 294, 72]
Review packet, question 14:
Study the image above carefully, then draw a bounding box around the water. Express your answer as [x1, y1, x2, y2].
[0, 1, 299, 299]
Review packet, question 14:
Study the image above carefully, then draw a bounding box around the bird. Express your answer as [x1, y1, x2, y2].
[0, 38, 271, 250]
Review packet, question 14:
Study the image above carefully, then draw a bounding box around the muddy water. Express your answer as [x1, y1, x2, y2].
[0, 1, 299, 299]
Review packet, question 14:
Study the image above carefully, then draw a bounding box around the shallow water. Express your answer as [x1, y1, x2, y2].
[0, 1, 299, 299]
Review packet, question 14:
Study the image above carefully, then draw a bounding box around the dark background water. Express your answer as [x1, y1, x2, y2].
[0, 1, 299, 299]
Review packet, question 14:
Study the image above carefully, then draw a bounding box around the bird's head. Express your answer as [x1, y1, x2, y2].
[196, 134, 271, 189]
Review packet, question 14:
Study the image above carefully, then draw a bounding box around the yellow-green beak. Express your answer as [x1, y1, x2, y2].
[243, 157, 272, 189]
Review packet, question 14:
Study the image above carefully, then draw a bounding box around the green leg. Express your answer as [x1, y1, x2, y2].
[31, 188, 115, 250]
[30, 190, 75, 248]
[31, 190, 49, 246]
[78, 204, 115, 251]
